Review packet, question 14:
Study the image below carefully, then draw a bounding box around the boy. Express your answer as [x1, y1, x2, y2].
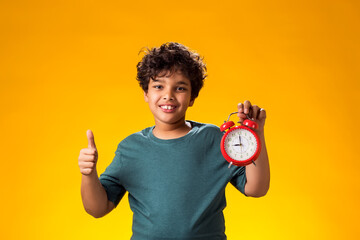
[78, 42, 270, 240]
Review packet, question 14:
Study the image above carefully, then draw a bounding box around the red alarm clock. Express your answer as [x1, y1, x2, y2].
[220, 112, 261, 168]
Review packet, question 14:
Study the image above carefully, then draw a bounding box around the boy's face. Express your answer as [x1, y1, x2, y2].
[144, 70, 194, 127]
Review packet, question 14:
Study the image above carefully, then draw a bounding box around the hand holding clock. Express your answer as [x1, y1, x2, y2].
[235, 100, 270, 197]
[237, 100, 266, 134]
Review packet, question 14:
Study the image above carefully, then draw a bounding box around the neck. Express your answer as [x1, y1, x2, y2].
[152, 119, 192, 140]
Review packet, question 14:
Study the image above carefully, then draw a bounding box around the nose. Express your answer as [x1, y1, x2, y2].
[163, 88, 174, 100]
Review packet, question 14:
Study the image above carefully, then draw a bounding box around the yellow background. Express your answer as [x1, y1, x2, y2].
[1, 0, 359, 239]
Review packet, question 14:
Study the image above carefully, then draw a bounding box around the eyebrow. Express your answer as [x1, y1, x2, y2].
[152, 79, 189, 85]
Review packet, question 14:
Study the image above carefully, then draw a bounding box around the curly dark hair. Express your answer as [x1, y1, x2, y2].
[136, 42, 207, 100]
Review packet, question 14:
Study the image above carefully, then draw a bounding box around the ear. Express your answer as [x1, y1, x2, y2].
[144, 91, 149, 103]
[189, 99, 195, 107]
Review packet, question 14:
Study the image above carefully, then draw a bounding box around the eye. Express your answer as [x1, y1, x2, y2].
[176, 87, 187, 91]
[153, 85, 163, 89]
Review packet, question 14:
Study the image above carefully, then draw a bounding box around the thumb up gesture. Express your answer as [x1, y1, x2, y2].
[78, 130, 98, 175]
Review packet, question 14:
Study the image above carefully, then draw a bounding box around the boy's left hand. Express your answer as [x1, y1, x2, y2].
[237, 100, 266, 135]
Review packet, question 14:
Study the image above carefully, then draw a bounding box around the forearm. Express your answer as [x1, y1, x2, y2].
[81, 170, 110, 218]
[244, 133, 270, 197]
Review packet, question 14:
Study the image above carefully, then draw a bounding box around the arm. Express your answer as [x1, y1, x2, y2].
[79, 130, 115, 218]
[238, 101, 270, 197]
[244, 132, 270, 197]
[81, 170, 115, 218]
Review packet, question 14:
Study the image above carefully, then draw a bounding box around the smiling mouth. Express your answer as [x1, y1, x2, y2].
[160, 105, 176, 110]
[159, 105, 177, 112]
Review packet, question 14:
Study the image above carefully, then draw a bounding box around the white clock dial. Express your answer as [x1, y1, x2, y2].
[224, 128, 258, 161]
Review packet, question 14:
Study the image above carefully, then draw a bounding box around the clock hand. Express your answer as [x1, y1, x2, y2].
[239, 135, 243, 153]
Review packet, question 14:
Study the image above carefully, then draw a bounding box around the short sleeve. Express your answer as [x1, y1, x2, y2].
[230, 166, 248, 196]
[99, 145, 127, 207]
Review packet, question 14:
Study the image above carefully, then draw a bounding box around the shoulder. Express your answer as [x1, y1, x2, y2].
[191, 120, 221, 133]
[115, 126, 152, 150]
[189, 121, 223, 141]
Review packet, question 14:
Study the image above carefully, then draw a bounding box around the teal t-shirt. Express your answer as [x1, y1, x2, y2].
[99, 121, 247, 240]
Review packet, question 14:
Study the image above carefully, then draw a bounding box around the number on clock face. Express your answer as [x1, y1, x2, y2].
[224, 128, 257, 161]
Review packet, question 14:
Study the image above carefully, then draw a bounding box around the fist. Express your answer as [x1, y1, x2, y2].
[78, 130, 98, 175]
[237, 100, 266, 134]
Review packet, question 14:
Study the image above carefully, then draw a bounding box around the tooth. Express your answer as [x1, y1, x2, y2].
[161, 105, 175, 110]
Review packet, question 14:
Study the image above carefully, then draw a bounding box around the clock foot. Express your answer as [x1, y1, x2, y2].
[228, 162, 233, 169]
[252, 160, 256, 166]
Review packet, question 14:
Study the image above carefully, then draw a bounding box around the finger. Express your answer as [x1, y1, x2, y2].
[237, 102, 244, 113]
[237, 112, 247, 119]
[244, 100, 251, 114]
[81, 168, 93, 175]
[79, 154, 97, 162]
[252, 105, 260, 119]
[80, 148, 97, 155]
[259, 108, 266, 120]
[237, 102, 245, 121]
[237, 114, 247, 124]
[87, 130, 96, 149]
[79, 161, 96, 169]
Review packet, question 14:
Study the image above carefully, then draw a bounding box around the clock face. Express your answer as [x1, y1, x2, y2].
[223, 128, 258, 161]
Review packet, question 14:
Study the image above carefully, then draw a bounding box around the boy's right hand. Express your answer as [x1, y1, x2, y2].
[78, 130, 98, 176]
